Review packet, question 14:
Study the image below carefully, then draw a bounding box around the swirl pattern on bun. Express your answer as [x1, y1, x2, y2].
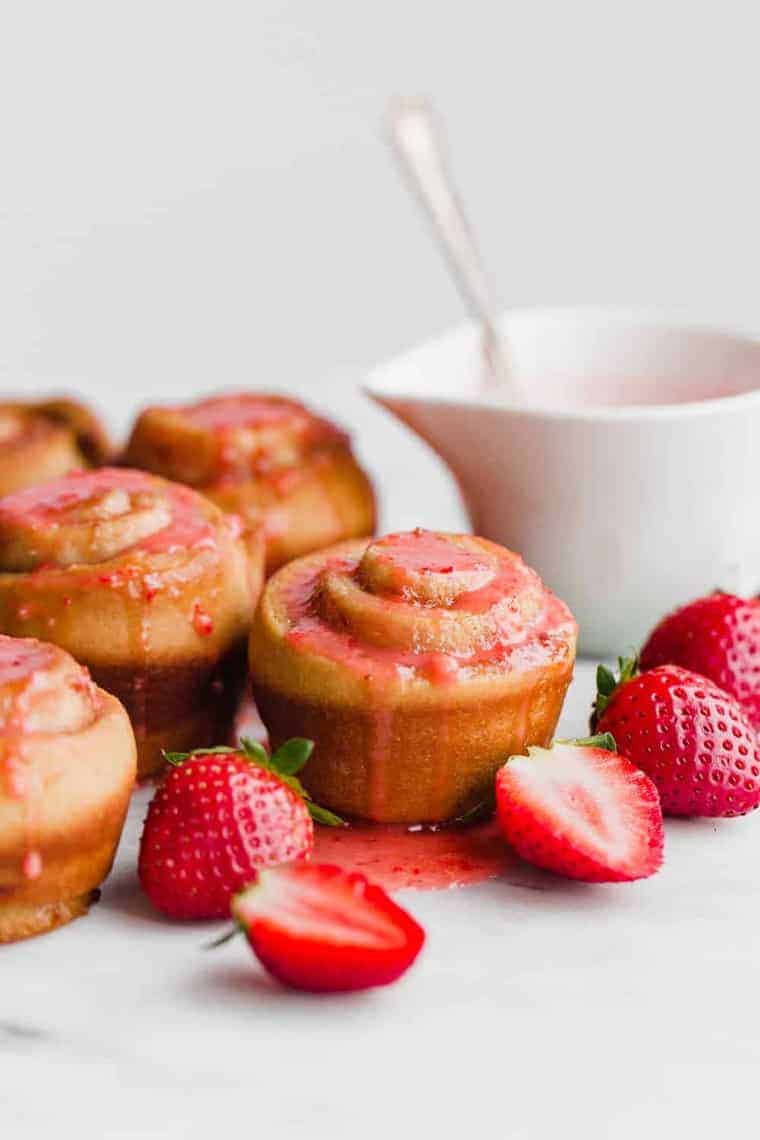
[124, 393, 376, 573]
[0, 468, 262, 777]
[0, 635, 136, 942]
[249, 529, 577, 823]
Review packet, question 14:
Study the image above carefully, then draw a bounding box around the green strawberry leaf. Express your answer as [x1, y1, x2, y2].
[557, 732, 618, 753]
[163, 745, 238, 767]
[307, 801, 348, 827]
[270, 737, 314, 777]
[596, 664, 617, 697]
[238, 737, 269, 766]
[164, 737, 345, 828]
[238, 736, 344, 828]
[591, 654, 639, 727]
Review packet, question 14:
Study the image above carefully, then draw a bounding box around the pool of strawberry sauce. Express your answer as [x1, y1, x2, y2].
[234, 691, 513, 891]
[311, 816, 513, 892]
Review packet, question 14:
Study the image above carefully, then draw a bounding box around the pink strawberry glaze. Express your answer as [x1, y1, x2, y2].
[0, 467, 218, 558]
[175, 394, 346, 458]
[0, 636, 56, 688]
[178, 393, 334, 433]
[0, 637, 95, 879]
[312, 817, 512, 891]
[282, 538, 575, 685]
[264, 531, 576, 823]
[370, 529, 489, 578]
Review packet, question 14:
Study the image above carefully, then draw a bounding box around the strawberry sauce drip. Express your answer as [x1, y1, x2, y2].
[274, 530, 576, 824]
[192, 603, 215, 637]
[312, 817, 512, 892]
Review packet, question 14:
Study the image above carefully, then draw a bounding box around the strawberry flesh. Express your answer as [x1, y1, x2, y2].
[232, 864, 425, 992]
[495, 742, 664, 882]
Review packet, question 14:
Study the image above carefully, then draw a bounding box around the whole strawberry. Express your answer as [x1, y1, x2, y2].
[594, 659, 760, 817]
[640, 592, 760, 730]
[139, 737, 342, 920]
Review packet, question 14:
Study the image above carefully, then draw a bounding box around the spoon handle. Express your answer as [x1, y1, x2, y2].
[388, 97, 513, 392]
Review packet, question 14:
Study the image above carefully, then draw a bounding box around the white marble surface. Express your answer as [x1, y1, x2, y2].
[5, 661, 760, 1140]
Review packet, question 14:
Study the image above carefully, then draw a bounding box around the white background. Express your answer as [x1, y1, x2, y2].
[3, 4, 760, 1138]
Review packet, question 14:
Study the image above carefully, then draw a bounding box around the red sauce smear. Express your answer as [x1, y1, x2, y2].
[312, 817, 513, 891]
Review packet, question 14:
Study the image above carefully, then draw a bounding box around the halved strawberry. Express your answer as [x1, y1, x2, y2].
[231, 864, 425, 992]
[495, 736, 664, 882]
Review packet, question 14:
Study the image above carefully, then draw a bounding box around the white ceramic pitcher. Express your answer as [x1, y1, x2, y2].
[365, 308, 760, 656]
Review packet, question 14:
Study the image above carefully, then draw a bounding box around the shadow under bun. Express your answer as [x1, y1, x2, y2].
[123, 392, 376, 574]
[0, 398, 111, 495]
[0, 468, 263, 778]
[249, 528, 577, 824]
[0, 635, 136, 942]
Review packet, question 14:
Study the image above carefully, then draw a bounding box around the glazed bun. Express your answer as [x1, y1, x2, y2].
[124, 393, 376, 573]
[249, 528, 577, 823]
[0, 398, 111, 495]
[0, 635, 136, 942]
[0, 468, 262, 777]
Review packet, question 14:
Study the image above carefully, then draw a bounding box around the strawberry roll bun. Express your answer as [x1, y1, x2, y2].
[249, 528, 577, 823]
[0, 397, 111, 495]
[124, 393, 376, 574]
[0, 635, 136, 942]
[0, 468, 262, 777]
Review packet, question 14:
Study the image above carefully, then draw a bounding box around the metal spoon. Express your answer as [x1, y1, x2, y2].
[387, 97, 514, 396]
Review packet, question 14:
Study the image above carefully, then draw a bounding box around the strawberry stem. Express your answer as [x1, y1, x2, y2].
[591, 655, 639, 726]
[163, 737, 346, 828]
[556, 732, 618, 752]
[204, 924, 243, 950]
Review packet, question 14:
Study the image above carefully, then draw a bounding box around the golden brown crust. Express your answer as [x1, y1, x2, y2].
[0, 892, 95, 943]
[0, 398, 111, 496]
[123, 393, 376, 573]
[32, 399, 112, 466]
[0, 637, 137, 943]
[249, 530, 577, 824]
[0, 469, 261, 776]
[94, 639, 248, 779]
